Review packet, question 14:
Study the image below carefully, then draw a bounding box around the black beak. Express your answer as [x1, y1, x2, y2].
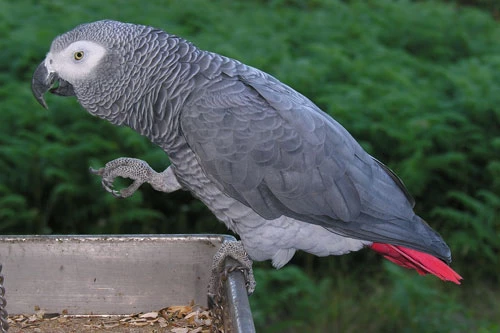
[32, 62, 54, 109]
[31, 61, 75, 109]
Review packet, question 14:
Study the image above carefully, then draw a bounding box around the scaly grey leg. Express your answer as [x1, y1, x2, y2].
[209, 241, 256, 297]
[90, 157, 182, 198]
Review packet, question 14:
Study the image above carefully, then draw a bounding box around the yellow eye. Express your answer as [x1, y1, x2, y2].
[74, 51, 84, 60]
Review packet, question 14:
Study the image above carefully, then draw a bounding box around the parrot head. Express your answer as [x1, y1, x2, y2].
[31, 20, 154, 124]
[32, 39, 106, 108]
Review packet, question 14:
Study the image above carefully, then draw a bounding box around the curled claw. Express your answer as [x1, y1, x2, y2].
[89, 158, 156, 198]
[101, 177, 120, 196]
[111, 190, 123, 198]
[107, 183, 123, 198]
[89, 166, 126, 198]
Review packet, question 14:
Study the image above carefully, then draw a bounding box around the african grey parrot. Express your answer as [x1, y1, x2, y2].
[32, 20, 461, 294]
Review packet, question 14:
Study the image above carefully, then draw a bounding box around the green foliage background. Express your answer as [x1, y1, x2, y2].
[0, 0, 499, 331]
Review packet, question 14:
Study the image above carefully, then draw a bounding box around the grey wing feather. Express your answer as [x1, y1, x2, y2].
[181, 59, 451, 262]
[372, 157, 415, 208]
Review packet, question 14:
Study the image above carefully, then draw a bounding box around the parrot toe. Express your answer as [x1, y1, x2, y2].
[208, 240, 256, 298]
[89, 157, 155, 198]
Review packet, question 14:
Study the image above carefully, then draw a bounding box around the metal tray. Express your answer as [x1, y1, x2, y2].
[0, 234, 255, 332]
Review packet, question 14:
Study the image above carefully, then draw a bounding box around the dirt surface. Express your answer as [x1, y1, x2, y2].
[8, 304, 214, 333]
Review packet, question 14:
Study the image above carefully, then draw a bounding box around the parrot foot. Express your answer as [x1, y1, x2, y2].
[90, 157, 181, 198]
[208, 241, 256, 298]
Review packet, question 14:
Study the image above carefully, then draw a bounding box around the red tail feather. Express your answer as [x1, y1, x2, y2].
[371, 243, 462, 284]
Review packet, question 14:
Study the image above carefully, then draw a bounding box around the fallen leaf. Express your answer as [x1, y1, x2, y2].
[130, 321, 150, 327]
[171, 328, 189, 333]
[140, 311, 159, 319]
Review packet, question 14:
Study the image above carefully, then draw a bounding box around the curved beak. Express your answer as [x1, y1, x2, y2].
[31, 61, 55, 109]
[31, 61, 75, 109]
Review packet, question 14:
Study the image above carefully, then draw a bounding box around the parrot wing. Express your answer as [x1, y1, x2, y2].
[181, 62, 451, 262]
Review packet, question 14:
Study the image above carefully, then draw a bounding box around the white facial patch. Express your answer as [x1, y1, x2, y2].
[45, 40, 107, 83]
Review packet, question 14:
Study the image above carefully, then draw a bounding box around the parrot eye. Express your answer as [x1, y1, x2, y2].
[74, 51, 85, 60]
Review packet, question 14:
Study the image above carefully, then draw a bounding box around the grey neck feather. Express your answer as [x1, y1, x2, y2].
[80, 33, 213, 154]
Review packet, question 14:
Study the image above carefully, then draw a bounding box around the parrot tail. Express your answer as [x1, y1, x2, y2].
[370, 243, 462, 284]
